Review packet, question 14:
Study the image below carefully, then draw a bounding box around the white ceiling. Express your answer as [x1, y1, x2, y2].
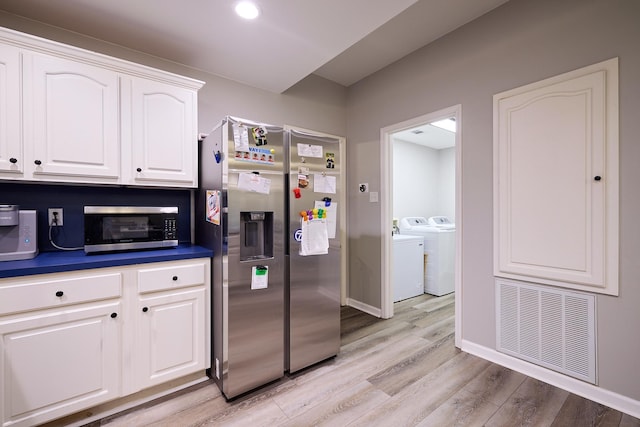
[0, 0, 509, 93]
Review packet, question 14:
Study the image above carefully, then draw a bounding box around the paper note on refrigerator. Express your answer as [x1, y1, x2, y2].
[251, 266, 268, 289]
[313, 174, 336, 194]
[232, 123, 250, 152]
[237, 172, 271, 194]
[297, 143, 323, 158]
[206, 190, 221, 225]
[300, 218, 329, 256]
[315, 201, 337, 239]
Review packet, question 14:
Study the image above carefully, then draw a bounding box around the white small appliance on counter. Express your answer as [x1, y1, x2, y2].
[0, 204, 38, 261]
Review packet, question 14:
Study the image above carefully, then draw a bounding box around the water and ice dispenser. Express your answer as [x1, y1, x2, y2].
[240, 211, 273, 261]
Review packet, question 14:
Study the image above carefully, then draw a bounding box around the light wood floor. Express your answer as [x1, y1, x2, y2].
[92, 294, 639, 426]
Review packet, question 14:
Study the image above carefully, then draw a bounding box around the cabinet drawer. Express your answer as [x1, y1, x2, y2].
[138, 262, 205, 294]
[0, 273, 122, 315]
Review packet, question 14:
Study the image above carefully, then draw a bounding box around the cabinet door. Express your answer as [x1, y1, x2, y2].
[0, 301, 121, 427]
[130, 79, 197, 187]
[0, 44, 22, 176]
[494, 58, 618, 295]
[136, 287, 206, 390]
[24, 53, 120, 182]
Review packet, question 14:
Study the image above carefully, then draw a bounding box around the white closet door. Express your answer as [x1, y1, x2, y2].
[493, 58, 618, 295]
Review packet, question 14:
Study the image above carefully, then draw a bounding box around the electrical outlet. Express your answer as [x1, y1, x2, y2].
[48, 208, 63, 226]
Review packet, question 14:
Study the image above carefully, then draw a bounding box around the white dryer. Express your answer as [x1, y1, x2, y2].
[399, 216, 455, 296]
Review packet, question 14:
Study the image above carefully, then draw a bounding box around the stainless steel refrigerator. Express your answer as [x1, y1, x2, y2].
[196, 118, 341, 399]
[286, 129, 341, 373]
[196, 116, 286, 399]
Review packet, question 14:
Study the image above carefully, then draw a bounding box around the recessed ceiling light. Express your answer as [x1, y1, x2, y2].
[235, 1, 260, 20]
[431, 118, 456, 133]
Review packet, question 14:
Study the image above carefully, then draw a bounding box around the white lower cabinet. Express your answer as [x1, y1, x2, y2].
[136, 288, 206, 389]
[0, 258, 210, 427]
[134, 261, 208, 390]
[0, 301, 121, 427]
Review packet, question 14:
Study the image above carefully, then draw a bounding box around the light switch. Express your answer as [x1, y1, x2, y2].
[369, 191, 378, 203]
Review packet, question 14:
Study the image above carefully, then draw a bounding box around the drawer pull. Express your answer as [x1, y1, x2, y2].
[142, 307, 149, 312]
[55, 291, 64, 297]
[34, 159, 42, 166]
[9, 157, 17, 164]
[136, 167, 142, 172]
[172, 276, 178, 281]
[110, 312, 118, 318]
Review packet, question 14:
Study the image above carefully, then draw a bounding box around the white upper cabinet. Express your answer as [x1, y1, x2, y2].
[493, 58, 619, 295]
[24, 53, 120, 183]
[125, 78, 197, 187]
[0, 26, 204, 187]
[0, 44, 21, 176]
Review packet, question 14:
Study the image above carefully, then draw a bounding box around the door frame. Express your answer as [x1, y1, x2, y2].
[379, 104, 462, 347]
[284, 125, 348, 305]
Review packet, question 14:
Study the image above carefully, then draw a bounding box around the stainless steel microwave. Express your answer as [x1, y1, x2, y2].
[84, 206, 178, 253]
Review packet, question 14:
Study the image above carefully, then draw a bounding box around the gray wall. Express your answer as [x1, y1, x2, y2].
[393, 140, 439, 221]
[438, 147, 455, 222]
[0, 12, 347, 139]
[346, 0, 640, 399]
[392, 142, 455, 222]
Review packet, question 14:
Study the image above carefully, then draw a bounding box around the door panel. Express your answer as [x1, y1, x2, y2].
[288, 130, 341, 372]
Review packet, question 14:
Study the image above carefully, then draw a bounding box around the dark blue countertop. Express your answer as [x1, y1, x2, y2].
[0, 244, 213, 279]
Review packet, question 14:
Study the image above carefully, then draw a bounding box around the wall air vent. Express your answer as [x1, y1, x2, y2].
[496, 278, 596, 384]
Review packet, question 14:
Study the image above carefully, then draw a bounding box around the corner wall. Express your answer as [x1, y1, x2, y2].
[346, 0, 640, 402]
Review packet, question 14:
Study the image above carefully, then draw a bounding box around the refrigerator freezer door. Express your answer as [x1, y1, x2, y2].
[288, 130, 341, 373]
[197, 117, 286, 399]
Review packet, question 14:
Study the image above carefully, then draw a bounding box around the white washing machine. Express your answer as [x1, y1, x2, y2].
[399, 216, 455, 296]
[392, 234, 424, 302]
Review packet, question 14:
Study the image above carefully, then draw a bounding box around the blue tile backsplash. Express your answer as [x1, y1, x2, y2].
[0, 182, 192, 252]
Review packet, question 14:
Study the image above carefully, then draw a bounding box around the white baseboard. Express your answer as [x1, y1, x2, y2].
[461, 339, 640, 419]
[346, 298, 382, 317]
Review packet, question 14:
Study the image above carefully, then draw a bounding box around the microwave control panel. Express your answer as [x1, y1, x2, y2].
[164, 218, 178, 239]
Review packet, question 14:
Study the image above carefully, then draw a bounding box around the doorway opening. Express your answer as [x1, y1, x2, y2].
[380, 105, 462, 347]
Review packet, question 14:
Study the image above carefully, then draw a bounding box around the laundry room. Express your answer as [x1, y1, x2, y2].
[391, 116, 456, 301]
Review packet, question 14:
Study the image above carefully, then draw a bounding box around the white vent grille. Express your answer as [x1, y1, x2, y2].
[496, 279, 596, 384]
